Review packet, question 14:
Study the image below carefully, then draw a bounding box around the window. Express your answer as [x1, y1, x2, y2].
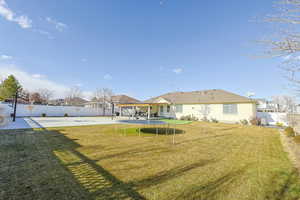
[175, 104, 183, 113]
[160, 106, 164, 112]
[223, 104, 238, 114]
[167, 105, 170, 112]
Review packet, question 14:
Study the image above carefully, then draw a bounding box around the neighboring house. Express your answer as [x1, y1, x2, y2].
[85, 95, 140, 116]
[48, 99, 65, 106]
[118, 89, 257, 123]
[255, 98, 278, 112]
[64, 97, 88, 106]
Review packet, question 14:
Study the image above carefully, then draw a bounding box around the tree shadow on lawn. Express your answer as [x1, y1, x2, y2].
[9, 128, 147, 200]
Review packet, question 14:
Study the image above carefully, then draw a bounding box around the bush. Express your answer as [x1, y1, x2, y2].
[201, 117, 210, 122]
[64, 113, 69, 117]
[240, 119, 248, 125]
[276, 122, 284, 128]
[211, 118, 219, 123]
[41, 113, 46, 117]
[294, 135, 300, 144]
[250, 117, 261, 126]
[180, 115, 198, 121]
[285, 127, 295, 137]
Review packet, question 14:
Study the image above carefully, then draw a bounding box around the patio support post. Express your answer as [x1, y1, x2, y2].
[147, 106, 150, 120]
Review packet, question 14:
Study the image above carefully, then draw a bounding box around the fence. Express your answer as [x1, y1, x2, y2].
[0, 103, 112, 117]
[257, 112, 288, 126]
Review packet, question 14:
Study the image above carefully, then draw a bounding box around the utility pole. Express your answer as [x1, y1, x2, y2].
[12, 90, 18, 122]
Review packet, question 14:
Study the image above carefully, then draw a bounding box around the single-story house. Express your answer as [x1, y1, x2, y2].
[118, 89, 257, 123]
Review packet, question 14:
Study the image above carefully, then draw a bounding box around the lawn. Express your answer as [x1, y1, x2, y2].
[1, 122, 300, 200]
[160, 119, 192, 124]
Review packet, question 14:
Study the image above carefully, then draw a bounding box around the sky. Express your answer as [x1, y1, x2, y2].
[0, 0, 292, 100]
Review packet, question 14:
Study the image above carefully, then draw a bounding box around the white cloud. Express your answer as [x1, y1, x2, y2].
[46, 17, 67, 32]
[104, 74, 112, 80]
[33, 29, 54, 39]
[0, 0, 32, 29]
[0, 64, 92, 99]
[32, 74, 45, 79]
[172, 68, 183, 74]
[0, 54, 12, 60]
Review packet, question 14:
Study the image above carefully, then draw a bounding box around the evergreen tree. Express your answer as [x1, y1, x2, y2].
[0, 75, 22, 101]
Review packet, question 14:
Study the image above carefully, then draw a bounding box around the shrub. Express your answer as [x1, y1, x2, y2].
[211, 118, 219, 123]
[276, 122, 284, 128]
[41, 113, 46, 117]
[64, 113, 69, 117]
[240, 119, 248, 125]
[285, 127, 295, 137]
[250, 117, 261, 126]
[201, 117, 210, 122]
[180, 115, 198, 121]
[294, 135, 300, 144]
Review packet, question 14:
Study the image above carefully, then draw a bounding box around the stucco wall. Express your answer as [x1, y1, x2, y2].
[159, 103, 256, 123]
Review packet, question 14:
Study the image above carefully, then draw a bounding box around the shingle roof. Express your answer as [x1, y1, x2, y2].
[112, 95, 140, 104]
[144, 89, 254, 104]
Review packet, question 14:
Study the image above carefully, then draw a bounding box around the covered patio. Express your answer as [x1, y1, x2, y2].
[117, 103, 172, 120]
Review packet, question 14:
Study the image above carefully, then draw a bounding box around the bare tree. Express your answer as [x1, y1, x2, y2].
[93, 88, 113, 115]
[272, 95, 296, 112]
[262, 0, 300, 90]
[38, 88, 53, 104]
[29, 92, 43, 104]
[65, 86, 84, 106]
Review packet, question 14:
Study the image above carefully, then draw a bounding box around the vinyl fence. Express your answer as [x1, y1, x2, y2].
[0, 103, 112, 117]
[257, 112, 288, 126]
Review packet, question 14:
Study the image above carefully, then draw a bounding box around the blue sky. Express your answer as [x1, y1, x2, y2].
[0, 0, 290, 100]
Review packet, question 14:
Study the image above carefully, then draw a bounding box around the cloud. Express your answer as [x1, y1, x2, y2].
[33, 29, 54, 39]
[31, 74, 45, 79]
[104, 74, 112, 80]
[172, 68, 183, 74]
[46, 17, 67, 32]
[0, 54, 12, 60]
[0, 0, 32, 29]
[0, 64, 92, 99]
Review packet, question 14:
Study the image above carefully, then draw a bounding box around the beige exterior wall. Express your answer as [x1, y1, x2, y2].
[158, 103, 257, 123]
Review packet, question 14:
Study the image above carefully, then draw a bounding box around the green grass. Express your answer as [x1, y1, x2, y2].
[160, 119, 192, 124]
[1, 122, 300, 200]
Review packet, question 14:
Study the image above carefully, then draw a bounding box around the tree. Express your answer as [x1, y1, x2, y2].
[93, 88, 113, 115]
[262, 0, 300, 91]
[0, 75, 22, 101]
[29, 92, 43, 104]
[271, 95, 296, 112]
[65, 86, 84, 106]
[38, 88, 53, 104]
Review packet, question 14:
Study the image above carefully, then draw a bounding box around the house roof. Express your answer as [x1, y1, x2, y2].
[144, 89, 255, 104]
[112, 95, 140, 104]
[87, 95, 140, 104]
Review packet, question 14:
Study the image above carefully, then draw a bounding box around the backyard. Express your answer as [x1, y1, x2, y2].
[1, 122, 300, 200]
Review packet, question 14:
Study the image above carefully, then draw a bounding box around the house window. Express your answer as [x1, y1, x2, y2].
[167, 105, 170, 113]
[160, 106, 164, 112]
[175, 104, 183, 113]
[223, 104, 238, 114]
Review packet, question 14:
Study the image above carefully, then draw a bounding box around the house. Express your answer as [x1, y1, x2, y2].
[117, 89, 257, 123]
[85, 95, 141, 116]
[255, 98, 278, 112]
[64, 97, 88, 106]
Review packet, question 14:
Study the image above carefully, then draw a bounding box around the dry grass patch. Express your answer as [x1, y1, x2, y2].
[0, 122, 300, 200]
